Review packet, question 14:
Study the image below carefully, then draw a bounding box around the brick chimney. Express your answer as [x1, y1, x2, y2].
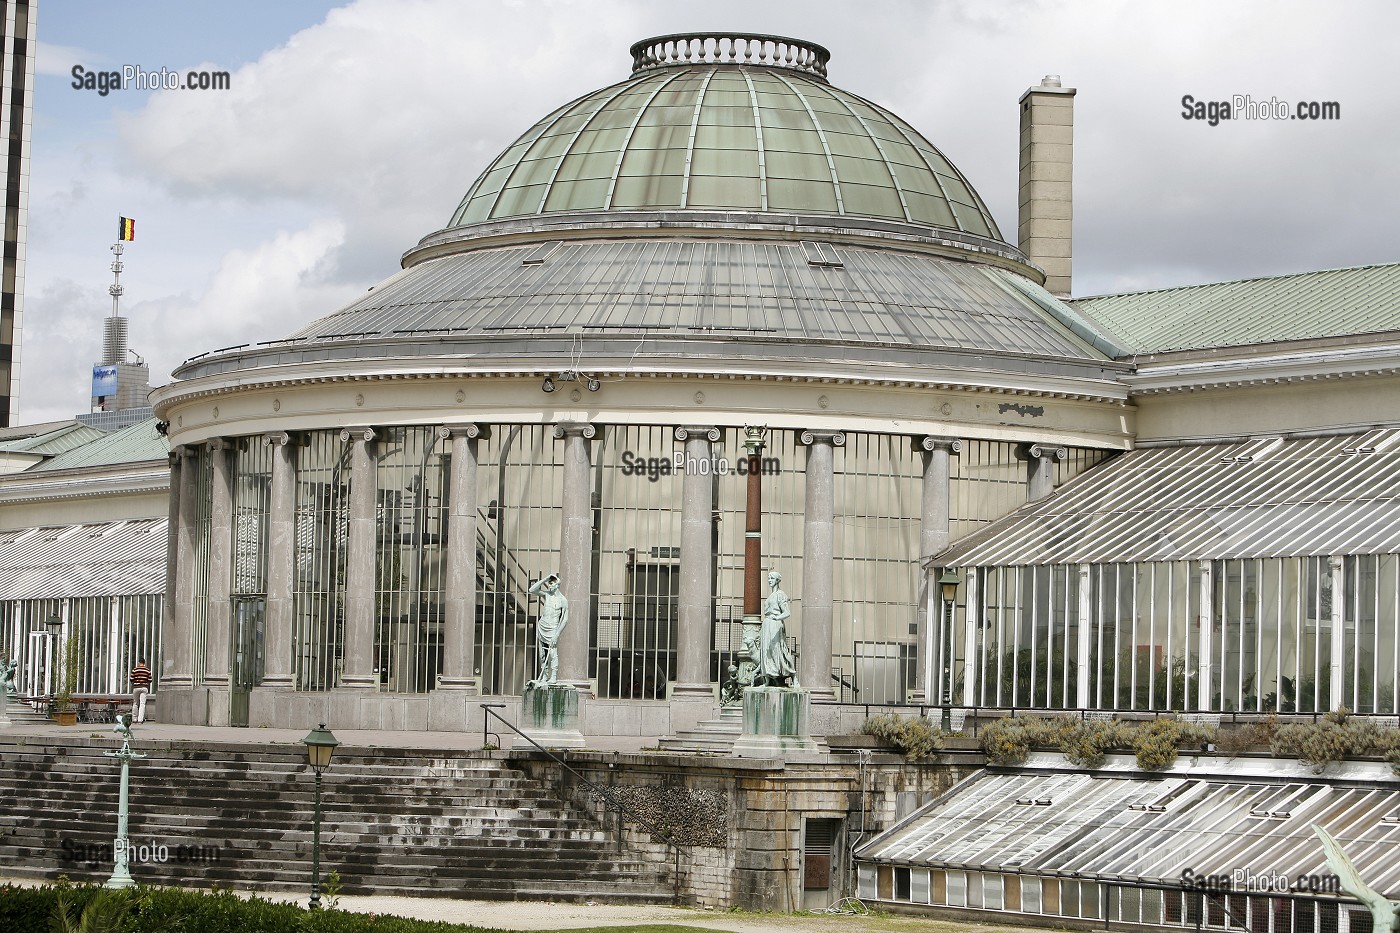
[1018, 75, 1076, 297]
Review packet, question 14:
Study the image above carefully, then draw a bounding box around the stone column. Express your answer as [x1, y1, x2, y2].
[915, 436, 960, 702]
[164, 445, 198, 689]
[162, 451, 181, 686]
[553, 422, 596, 690]
[799, 430, 844, 702]
[439, 424, 486, 692]
[672, 426, 721, 699]
[340, 428, 379, 689]
[203, 438, 234, 688]
[261, 432, 297, 689]
[1019, 443, 1067, 501]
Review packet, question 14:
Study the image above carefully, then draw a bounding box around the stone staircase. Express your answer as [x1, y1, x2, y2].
[0, 736, 674, 903]
[659, 706, 744, 754]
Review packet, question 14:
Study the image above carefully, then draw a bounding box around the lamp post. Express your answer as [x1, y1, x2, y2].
[301, 723, 339, 910]
[936, 569, 960, 725]
[44, 615, 62, 710]
[104, 713, 145, 889]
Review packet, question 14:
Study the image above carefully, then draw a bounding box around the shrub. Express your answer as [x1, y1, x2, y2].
[1057, 718, 1127, 769]
[979, 716, 1069, 766]
[0, 883, 494, 933]
[1131, 720, 1215, 770]
[861, 712, 947, 759]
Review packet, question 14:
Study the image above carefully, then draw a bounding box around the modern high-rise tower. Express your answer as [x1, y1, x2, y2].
[0, 0, 36, 427]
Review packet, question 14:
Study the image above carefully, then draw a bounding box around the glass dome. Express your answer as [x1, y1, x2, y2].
[448, 33, 1003, 240]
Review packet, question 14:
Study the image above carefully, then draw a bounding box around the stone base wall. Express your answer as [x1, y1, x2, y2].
[514, 748, 983, 909]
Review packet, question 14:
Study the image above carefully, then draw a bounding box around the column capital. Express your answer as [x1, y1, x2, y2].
[553, 421, 596, 440]
[674, 425, 721, 442]
[263, 431, 293, 448]
[173, 444, 198, 459]
[1016, 442, 1067, 462]
[436, 423, 491, 441]
[916, 436, 962, 454]
[206, 436, 235, 453]
[340, 426, 378, 444]
[798, 429, 845, 447]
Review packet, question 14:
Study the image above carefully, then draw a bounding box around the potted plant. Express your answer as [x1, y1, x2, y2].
[52, 636, 80, 726]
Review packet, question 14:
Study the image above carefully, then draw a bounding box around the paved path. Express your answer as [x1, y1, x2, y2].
[243, 889, 1052, 933]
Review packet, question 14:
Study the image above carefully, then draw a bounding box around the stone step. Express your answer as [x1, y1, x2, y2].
[1, 742, 675, 904]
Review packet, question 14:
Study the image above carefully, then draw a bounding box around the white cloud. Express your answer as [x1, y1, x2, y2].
[34, 40, 96, 77]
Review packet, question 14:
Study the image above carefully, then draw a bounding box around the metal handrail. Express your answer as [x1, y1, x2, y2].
[480, 703, 685, 901]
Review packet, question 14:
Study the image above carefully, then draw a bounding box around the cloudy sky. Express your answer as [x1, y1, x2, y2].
[19, 0, 1398, 424]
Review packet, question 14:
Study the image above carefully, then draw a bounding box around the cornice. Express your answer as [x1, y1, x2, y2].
[1126, 343, 1400, 395]
[153, 356, 1132, 418]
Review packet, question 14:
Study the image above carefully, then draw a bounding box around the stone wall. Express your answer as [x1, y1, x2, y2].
[512, 748, 984, 909]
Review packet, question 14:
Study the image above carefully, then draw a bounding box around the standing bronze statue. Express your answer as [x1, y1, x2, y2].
[754, 571, 798, 687]
[527, 574, 568, 688]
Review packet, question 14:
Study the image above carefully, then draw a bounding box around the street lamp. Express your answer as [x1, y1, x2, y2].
[301, 723, 339, 910]
[44, 615, 63, 706]
[937, 569, 960, 724]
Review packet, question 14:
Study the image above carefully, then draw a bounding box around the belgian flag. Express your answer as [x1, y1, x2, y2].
[118, 217, 135, 241]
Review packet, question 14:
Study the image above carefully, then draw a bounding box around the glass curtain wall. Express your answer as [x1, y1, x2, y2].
[474, 425, 563, 695]
[292, 431, 350, 690]
[832, 432, 920, 704]
[591, 424, 683, 699]
[0, 594, 161, 697]
[968, 555, 1399, 713]
[232, 438, 272, 691]
[373, 426, 448, 693]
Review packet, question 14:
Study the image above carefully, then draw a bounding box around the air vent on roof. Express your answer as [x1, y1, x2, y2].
[1128, 803, 1169, 812]
[521, 242, 560, 265]
[1248, 808, 1292, 819]
[801, 241, 843, 268]
[1015, 797, 1053, 806]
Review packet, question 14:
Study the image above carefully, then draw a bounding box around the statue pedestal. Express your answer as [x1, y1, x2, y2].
[731, 686, 827, 758]
[517, 684, 586, 750]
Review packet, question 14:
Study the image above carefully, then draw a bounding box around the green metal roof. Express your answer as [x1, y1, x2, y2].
[35, 417, 169, 471]
[449, 46, 1002, 240]
[0, 422, 106, 457]
[1072, 261, 1400, 354]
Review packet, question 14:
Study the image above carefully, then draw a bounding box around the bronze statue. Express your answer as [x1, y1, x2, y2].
[754, 570, 798, 687]
[527, 574, 568, 687]
[1314, 824, 1398, 932]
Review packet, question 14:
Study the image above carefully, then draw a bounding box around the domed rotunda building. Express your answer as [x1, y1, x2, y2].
[152, 33, 1132, 731]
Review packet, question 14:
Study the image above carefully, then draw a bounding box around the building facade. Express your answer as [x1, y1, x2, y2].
[149, 34, 1400, 741]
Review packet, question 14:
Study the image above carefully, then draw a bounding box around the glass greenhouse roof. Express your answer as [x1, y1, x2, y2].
[286, 239, 1104, 362]
[448, 57, 1003, 240]
[945, 428, 1400, 566]
[857, 766, 1400, 896]
[0, 518, 167, 599]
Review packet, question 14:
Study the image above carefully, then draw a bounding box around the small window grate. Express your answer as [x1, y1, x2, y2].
[804, 818, 839, 890]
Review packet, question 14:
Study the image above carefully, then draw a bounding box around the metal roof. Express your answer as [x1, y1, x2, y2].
[0, 422, 106, 457]
[944, 428, 1400, 566]
[450, 47, 1002, 240]
[283, 240, 1104, 361]
[34, 417, 169, 472]
[857, 765, 1400, 896]
[1072, 262, 1400, 354]
[0, 517, 167, 599]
